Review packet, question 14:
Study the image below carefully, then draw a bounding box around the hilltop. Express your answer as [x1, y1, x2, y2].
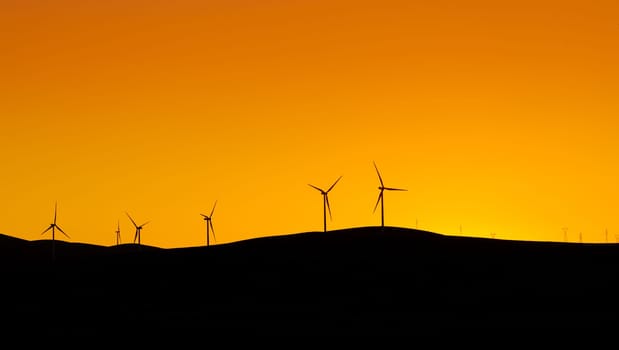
[2, 226, 619, 337]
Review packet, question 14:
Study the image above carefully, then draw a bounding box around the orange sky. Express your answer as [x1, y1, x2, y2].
[1, 0, 618, 248]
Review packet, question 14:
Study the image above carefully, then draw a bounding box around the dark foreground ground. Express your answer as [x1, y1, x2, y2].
[1, 226, 619, 337]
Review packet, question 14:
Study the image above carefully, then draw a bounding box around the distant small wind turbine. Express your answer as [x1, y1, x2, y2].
[41, 201, 69, 261]
[115, 220, 121, 245]
[308, 176, 342, 233]
[562, 227, 568, 242]
[126, 212, 149, 246]
[200, 201, 217, 246]
[606, 229, 609, 243]
[373, 162, 407, 229]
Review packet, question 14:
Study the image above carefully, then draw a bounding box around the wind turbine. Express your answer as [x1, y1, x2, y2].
[606, 229, 609, 243]
[200, 201, 217, 246]
[126, 212, 149, 246]
[308, 176, 342, 233]
[41, 201, 69, 261]
[115, 220, 121, 245]
[373, 162, 407, 229]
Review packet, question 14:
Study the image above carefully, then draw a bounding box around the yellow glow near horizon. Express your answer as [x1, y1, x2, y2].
[1, 0, 618, 248]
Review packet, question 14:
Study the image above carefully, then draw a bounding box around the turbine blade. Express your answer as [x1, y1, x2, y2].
[56, 225, 70, 239]
[41, 225, 52, 235]
[384, 187, 407, 191]
[210, 200, 217, 217]
[200, 214, 208, 218]
[53, 202, 58, 225]
[141, 221, 150, 227]
[326, 195, 333, 220]
[373, 191, 383, 213]
[327, 176, 342, 193]
[373, 162, 384, 187]
[134, 229, 139, 243]
[210, 221, 216, 242]
[308, 184, 323, 192]
[126, 212, 138, 228]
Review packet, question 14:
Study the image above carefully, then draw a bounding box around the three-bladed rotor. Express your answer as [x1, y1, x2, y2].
[200, 200, 217, 246]
[126, 212, 149, 245]
[309, 176, 342, 232]
[41, 201, 70, 240]
[373, 162, 407, 228]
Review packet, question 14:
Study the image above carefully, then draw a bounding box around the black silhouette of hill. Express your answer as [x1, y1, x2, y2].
[2, 227, 619, 337]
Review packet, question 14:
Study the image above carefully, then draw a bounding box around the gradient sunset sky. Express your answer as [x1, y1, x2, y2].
[1, 0, 618, 248]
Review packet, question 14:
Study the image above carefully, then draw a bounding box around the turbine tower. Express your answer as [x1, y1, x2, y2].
[126, 212, 149, 246]
[200, 200, 217, 247]
[308, 176, 342, 233]
[41, 201, 69, 261]
[373, 161, 407, 229]
[115, 220, 121, 245]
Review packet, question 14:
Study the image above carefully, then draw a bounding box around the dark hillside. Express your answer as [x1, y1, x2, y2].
[2, 227, 619, 337]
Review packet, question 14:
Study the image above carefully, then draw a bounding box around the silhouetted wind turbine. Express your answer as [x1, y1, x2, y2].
[373, 162, 406, 229]
[126, 212, 149, 246]
[606, 228, 609, 243]
[41, 201, 69, 261]
[115, 220, 121, 245]
[308, 176, 342, 233]
[200, 200, 217, 246]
